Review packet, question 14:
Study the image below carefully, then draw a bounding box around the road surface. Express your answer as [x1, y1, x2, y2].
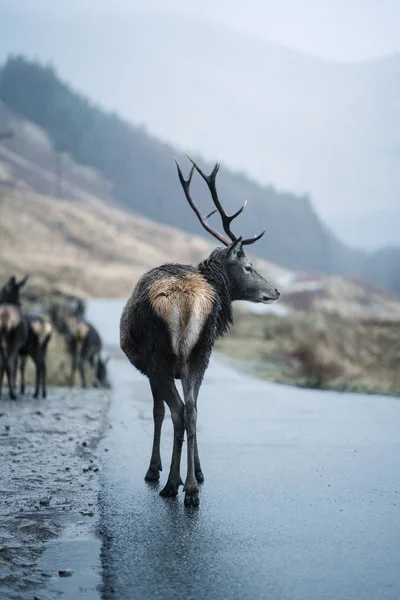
[87, 300, 400, 600]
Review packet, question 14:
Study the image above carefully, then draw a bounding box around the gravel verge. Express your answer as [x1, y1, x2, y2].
[0, 386, 111, 599]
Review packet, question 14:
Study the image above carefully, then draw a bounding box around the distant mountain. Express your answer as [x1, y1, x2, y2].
[0, 56, 398, 295]
[331, 210, 400, 251]
[0, 6, 399, 249]
[0, 56, 357, 276]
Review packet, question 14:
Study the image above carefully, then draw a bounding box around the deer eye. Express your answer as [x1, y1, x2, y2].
[244, 265, 253, 273]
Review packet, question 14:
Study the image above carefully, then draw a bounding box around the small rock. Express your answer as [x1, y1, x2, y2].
[80, 510, 94, 517]
[58, 569, 73, 577]
[5, 425, 10, 431]
[65, 466, 70, 471]
[82, 441, 88, 447]
[39, 497, 50, 506]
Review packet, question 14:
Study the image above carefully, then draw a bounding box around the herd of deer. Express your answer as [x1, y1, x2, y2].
[0, 276, 109, 400]
[1, 156, 279, 508]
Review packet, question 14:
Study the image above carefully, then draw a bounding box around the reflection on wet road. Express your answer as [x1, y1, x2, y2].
[87, 300, 400, 600]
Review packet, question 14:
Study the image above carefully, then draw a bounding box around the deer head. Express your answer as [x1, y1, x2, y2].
[0, 275, 29, 306]
[175, 156, 280, 304]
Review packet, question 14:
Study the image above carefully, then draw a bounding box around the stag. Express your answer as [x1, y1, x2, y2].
[120, 156, 280, 507]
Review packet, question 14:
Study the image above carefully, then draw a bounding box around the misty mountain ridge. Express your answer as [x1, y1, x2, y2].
[1, 7, 399, 249]
[0, 56, 399, 295]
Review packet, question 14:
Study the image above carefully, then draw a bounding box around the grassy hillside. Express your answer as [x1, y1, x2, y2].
[0, 184, 284, 299]
[0, 55, 364, 278]
[1, 7, 398, 249]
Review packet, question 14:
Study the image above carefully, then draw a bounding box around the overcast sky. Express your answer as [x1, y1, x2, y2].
[4, 0, 399, 62]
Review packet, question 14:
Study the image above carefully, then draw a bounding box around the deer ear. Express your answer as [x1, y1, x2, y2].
[18, 275, 29, 288]
[228, 237, 243, 258]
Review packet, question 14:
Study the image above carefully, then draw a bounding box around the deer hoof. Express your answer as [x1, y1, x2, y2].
[145, 467, 160, 482]
[195, 469, 205, 484]
[159, 481, 179, 498]
[10, 393, 17, 401]
[184, 489, 200, 508]
[33, 392, 39, 399]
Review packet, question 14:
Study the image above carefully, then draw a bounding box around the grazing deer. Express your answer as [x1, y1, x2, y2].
[50, 306, 108, 388]
[120, 156, 280, 507]
[0, 276, 29, 399]
[0, 275, 52, 398]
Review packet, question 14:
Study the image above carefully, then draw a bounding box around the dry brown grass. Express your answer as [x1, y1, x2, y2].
[217, 309, 400, 395]
[0, 187, 283, 299]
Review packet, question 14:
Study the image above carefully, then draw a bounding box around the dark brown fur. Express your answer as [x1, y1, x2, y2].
[120, 157, 280, 508]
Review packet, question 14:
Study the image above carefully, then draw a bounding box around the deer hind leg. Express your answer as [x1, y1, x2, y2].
[149, 375, 184, 498]
[181, 373, 203, 507]
[0, 356, 4, 398]
[70, 352, 77, 387]
[20, 355, 27, 394]
[79, 356, 87, 388]
[194, 430, 204, 484]
[5, 355, 17, 400]
[41, 357, 47, 398]
[33, 354, 41, 398]
[145, 380, 165, 482]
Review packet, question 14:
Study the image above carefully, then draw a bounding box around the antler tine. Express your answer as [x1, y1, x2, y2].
[187, 154, 256, 244]
[175, 158, 230, 246]
[241, 228, 266, 246]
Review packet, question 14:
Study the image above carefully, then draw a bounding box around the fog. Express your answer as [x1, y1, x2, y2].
[1, 0, 399, 248]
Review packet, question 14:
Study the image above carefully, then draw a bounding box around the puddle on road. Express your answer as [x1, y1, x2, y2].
[36, 532, 101, 600]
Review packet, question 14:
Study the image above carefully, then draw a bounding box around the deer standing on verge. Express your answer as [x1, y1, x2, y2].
[120, 156, 280, 507]
[0, 276, 52, 398]
[50, 306, 109, 388]
[0, 276, 29, 399]
[19, 314, 52, 398]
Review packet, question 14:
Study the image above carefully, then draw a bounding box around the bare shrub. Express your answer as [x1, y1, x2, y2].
[288, 341, 343, 388]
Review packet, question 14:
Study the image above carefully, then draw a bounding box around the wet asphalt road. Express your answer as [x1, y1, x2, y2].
[88, 301, 400, 600]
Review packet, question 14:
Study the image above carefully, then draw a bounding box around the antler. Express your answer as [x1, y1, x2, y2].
[175, 155, 265, 247]
[175, 159, 231, 246]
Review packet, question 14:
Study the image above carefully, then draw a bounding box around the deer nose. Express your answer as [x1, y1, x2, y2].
[275, 288, 280, 298]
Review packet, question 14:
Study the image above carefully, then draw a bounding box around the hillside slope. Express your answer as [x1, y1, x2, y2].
[0, 120, 398, 320]
[1, 60, 398, 295]
[1, 6, 399, 247]
[0, 56, 364, 279]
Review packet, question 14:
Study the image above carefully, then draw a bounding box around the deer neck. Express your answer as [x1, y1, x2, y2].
[198, 255, 233, 338]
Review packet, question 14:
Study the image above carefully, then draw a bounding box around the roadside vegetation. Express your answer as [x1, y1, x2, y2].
[217, 308, 400, 396]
